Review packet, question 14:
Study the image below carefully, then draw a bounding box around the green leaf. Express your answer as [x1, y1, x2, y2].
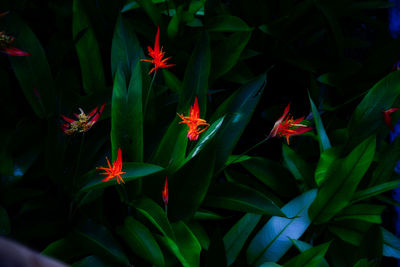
[211, 74, 267, 171]
[352, 180, 400, 203]
[241, 156, 298, 197]
[283, 242, 330, 267]
[348, 71, 400, 149]
[179, 31, 210, 113]
[282, 144, 314, 187]
[186, 116, 226, 161]
[334, 203, 385, 224]
[4, 15, 55, 118]
[247, 189, 317, 265]
[187, 221, 210, 250]
[353, 259, 375, 267]
[136, 0, 162, 26]
[370, 137, 400, 186]
[381, 227, 400, 259]
[259, 263, 282, 267]
[290, 240, 329, 267]
[206, 15, 252, 32]
[314, 147, 341, 186]
[76, 220, 129, 265]
[309, 94, 331, 152]
[73, 0, 106, 94]
[309, 136, 376, 224]
[117, 216, 164, 266]
[172, 221, 202, 267]
[194, 210, 225, 220]
[223, 213, 262, 266]
[162, 69, 182, 94]
[328, 224, 364, 246]
[111, 15, 145, 77]
[111, 63, 143, 162]
[79, 162, 163, 192]
[0, 206, 10, 235]
[211, 31, 252, 80]
[204, 182, 284, 216]
[42, 235, 87, 262]
[168, 144, 216, 221]
[157, 235, 191, 267]
[133, 197, 175, 239]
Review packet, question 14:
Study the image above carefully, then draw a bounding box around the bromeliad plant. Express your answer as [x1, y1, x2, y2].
[1, 1, 400, 267]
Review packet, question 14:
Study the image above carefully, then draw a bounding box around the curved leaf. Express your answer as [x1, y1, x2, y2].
[381, 227, 400, 259]
[309, 94, 331, 152]
[206, 15, 252, 32]
[283, 242, 330, 267]
[117, 216, 164, 266]
[247, 189, 317, 265]
[309, 136, 376, 224]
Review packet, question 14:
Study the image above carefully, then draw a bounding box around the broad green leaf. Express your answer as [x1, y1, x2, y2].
[79, 162, 163, 192]
[187, 221, 210, 250]
[4, 15, 55, 118]
[73, 0, 106, 94]
[334, 203, 385, 223]
[314, 147, 341, 186]
[226, 155, 252, 165]
[136, 0, 162, 26]
[353, 259, 375, 267]
[352, 180, 400, 203]
[111, 63, 143, 162]
[162, 69, 182, 94]
[370, 137, 400, 186]
[309, 94, 331, 152]
[283, 242, 330, 267]
[204, 182, 284, 216]
[211, 74, 267, 172]
[206, 15, 252, 32]
[152, 116, 188, 170]
[72, 256, 108, 267]
[328, 224, 364, 246]
[194, 210, 225, 220]
[186, 116, 226, 161]
[247, 189, 317, 265]
[179, 31, 210, 113]
[42, 235, 87, 262]
[381, 227, 400, 259]
[282, 144, 314, 188]
[133, 197, 175, 239]
[348, 71, 400, 149]
[157, 235, 190, 267]
[168, 140, 216, 220]
[117, 216, 164, 266]
[290, 239, 329, 267]
[211, 31, 252, 80]
[241, 157, 298, 197]
[172, 221, 202, 267]
[111, 15, 146, 77]
[309, 136, 376, 224]
[223, 213, 262, 266]
[76, 220, 129, 265]
[0, 206, 10, 235]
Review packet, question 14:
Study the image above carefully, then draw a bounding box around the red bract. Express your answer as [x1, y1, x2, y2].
[269, 103, 312, 144]
[162, 177, 168, 207]
[61, 104, 105, 135]
[141, 26, 174, 74]
[0, 31, 30, 56]
[178, 97, 210, 141]
[97, 148, 126, 184]
[383, 107, 399, 131]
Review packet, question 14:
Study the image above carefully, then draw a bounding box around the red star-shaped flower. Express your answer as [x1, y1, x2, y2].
[269, 103, 312, 144]
[97, 148, 126, 184]
[178, 97, 210, 141]
[141, 26, 174, 74]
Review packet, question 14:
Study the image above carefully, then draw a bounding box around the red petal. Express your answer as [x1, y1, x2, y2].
[162, 177, 168, 205]
[383, 108, 399, 130]
[61, 115, 75, 123]
[154, 26, 160, 54]
[2, 47, 30, 56]
[269, 103, 291, 137]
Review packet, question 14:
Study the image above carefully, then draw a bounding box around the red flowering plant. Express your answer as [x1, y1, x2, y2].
[4, 3, 400, 267]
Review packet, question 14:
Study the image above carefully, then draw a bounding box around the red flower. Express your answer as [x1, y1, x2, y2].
[269, 103, 312, 144]
[97, 148, 126, 184]
[162, 177, 168, 207]
[178, 97, 210, 141]
[383, 107, 399, 131]
[0, 31, 30, 56]
[61, 104, 105, 135]
[141, 26, 174, 74]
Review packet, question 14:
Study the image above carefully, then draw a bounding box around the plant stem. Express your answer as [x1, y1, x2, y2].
[144, 70, 157, 117]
